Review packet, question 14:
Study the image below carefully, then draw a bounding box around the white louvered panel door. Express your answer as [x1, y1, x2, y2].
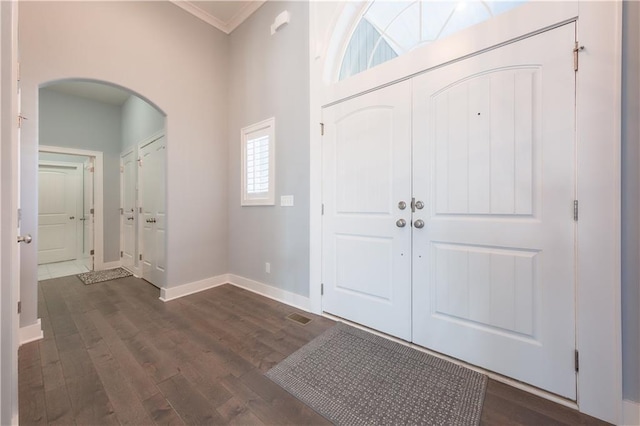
[411, 23, 577, 399]
[322, 81, 413, 341]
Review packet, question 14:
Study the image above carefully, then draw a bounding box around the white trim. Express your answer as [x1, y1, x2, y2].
[169, 1, 265, 35]
[310, 2, 622, 423]
[159, 274, 229, 302]
[623, 400, 640, 426]
[227, 274, 312, 312]
[157, 273, 312, 313]
[19, 319, 43, 346]
[38, 145, 104, 271]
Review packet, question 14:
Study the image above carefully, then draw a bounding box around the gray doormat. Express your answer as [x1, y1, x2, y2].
[77, 267, 132, 285]
[266, 323, 487, 425]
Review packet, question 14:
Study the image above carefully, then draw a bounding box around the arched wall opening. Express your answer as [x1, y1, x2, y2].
[36, 79, 166, 284]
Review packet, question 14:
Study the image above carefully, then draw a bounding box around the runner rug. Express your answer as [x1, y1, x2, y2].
[77, 267, 132, 285]
[265, 322, 487, 425]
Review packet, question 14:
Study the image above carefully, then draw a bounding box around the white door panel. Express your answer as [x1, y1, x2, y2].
[38, 164, 80, 264]
[322, 81, 412, 341]
[412, 24, 576, 398]
[140, 136, 166, 288]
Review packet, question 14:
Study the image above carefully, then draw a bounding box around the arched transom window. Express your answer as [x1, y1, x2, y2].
[339, 0, 527, 80]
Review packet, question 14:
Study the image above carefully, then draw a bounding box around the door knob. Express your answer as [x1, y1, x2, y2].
[79, 217, 86, 221]
[69, 216, 75, 220]
[398, 201, 407, 210]
[396, 219, 406, 228]
[414, 219, 425, 229]
[127, 216, 134, 221]
[17, 234, 32, 244]
[415, 201, 425, 210]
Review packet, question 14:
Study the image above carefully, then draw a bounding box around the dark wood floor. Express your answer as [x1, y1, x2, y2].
[19, 275, 608, 425]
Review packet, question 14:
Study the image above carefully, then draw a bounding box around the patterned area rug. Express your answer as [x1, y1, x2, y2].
[77, 268, 132, 285]
[266, 323, 487, 426]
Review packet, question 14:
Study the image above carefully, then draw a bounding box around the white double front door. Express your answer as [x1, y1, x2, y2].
[322, 24, 577, 399]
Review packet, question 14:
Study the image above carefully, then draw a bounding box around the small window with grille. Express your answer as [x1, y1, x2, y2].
[241, 118, 275, 206]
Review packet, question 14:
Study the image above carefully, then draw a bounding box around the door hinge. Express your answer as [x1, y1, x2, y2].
[573, 200, 579, 222]
[90, 249, 95, 255]
[573, 42, 584, 72]
[321, 283, 324, 295]
[575, 350, 579, 372]
[139, 254, 142, 261]
[139, 207, 143, 214]
[320, 123, 324, 136]
[17, 301, 21, 314]
[90, 208, 94, 214]
[321, 204, 324, 215]
[120, 208, 124, 215]
[17, 208, 21, 227]
[17, 114, 27, 128]
[120, 166, 124, 173]
[120, 251, 123, 258]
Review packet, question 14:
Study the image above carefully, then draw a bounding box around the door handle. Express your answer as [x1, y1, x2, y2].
[396, 219, 406, 228]
[17, 234, 32, 244]
[79, 217, 86, 221]
[127, 216, 134, 221]
[69, 216, 75, 220]
[414, 219, 425, 229]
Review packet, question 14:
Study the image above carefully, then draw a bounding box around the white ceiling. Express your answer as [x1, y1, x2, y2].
[171, 1, 266, 34]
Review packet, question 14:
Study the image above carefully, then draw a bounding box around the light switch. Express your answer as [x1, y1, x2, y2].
[281, 195, 294, 207]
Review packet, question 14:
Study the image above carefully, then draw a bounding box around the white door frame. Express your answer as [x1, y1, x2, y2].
[309, 2, 622, 423]
[1, 1, 20, 423]
[38, 146, 105, 270]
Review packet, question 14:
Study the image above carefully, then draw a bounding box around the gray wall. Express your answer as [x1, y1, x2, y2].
[39, 88, 122, 264]
[228, 1, 310, 297]
[121, 95, 165, 150]
[622, 0, 640, 403]
[19, 1, 229, 329]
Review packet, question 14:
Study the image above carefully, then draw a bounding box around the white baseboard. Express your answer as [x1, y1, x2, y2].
[157, 272, 312, 313]
[623, 399, 640, 425]
[19, 319, 43, 346]
[227, 274, 311, 312]
[159, 274, 230, 302]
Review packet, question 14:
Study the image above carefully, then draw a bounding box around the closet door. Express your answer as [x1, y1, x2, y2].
[322, 81, 412, 340]
[139, 135, 166, 288]
[411, 23, 577, 399]
[121, 150, 137, 272]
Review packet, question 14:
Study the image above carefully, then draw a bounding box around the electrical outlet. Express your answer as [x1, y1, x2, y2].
[265, 262, 271, 273]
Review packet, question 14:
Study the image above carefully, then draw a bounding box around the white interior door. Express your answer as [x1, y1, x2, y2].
[411, 24, 577, 398]
[38, 163, 80, 264]
[322, 81, 412, 340]
[81, 158, 94, 271]
[139, 135, 166, 288]
[121, 149, 137, 272]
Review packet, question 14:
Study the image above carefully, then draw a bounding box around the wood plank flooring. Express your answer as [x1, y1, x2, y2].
[19, 275, 608, 425]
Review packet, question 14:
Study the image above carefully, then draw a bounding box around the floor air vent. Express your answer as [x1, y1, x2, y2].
[287, 312, 312, 325]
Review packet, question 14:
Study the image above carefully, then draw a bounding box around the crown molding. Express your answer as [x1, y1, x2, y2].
[171, 1, 266, 35]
